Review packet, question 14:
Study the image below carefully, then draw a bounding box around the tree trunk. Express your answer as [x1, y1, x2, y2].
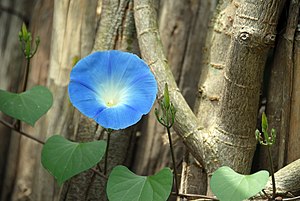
[212, 0, 285, 173]
[135, 0, 284, 174]
[254, 0, 299, 173]
[132, 0, 213, 177]
[287, 0, 300, 165]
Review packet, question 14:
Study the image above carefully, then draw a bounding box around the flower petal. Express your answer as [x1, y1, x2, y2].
[95, 105, 143, 130]
[70, 51, 136, 88]
[68, 50, 158, 129]
[109, 52, 148, 80]
[108, 51, 157, 114]
[68, 81, 106, 118]
[106, 50, 135, 86]
[121, 74, 157, 114]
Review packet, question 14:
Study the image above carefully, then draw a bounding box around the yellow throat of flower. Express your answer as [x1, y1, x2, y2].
[106, 99, 117, 107]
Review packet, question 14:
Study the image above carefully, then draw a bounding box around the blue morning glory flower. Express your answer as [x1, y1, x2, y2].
[68, 50, 157, 130]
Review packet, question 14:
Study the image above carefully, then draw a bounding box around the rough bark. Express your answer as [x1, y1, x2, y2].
[159, 0, 211, 108]
[287, 0, 300, 164]
[178, 151, 207, 199]
[93, 0, 139, 54]
[184, 0, 238, 195]
[132, 0, 212, 178]
[251, 158, 300, 199]
[255, 0, 300, 173]
[211, 0, 285, 174]
[265, 158, 300, 196]
[195, 0, 238, 129]
[132, 0, 180, 176]
[134, 0, 216, 174]
[134, 0, 285, 177]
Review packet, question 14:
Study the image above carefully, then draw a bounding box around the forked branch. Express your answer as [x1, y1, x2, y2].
[133, 0, 219, 173]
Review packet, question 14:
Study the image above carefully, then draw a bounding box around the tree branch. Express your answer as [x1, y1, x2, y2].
[133, 0, 220, 173]
[134, 0, 287, 176]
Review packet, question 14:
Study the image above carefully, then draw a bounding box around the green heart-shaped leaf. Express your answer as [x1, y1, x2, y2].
[0, 86, 53, 126]
[107, 165, 173, 201]
[41, 135, 106, 185]
[210, 166, 269, 201]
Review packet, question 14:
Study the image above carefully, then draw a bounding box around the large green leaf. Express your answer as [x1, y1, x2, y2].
[0, 86, 53, 126]
[41, 135, 106, 185]
[107, 165, 173, 201]
[210, 166, 269, 201]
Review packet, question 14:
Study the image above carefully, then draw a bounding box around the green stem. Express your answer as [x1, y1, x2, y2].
[166, 126, 179, 195]
[0, 118, 45, 144]
[104, 130, 112, 175]
[267, 146, 276, 199]
[91, 168, 108, 180]
[16, 58, 30, 132]
[261, 189, 271, 200]
[21, 58, 30, 93]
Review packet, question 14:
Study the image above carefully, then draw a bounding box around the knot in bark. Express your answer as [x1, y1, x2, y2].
[238, 31, 251, 44]
[263, 33, 276, 45]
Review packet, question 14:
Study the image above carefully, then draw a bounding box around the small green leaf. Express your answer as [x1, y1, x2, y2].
[41, 135, 106, 185]
[107, 166, 173, 201]
[210, 166, 269, 201]
[0, 86, 53, 126]
[261, 112, 268, 133]
[72, 56, 80, 66]
[163, 83, 170, 109]
[21, 23, 28, 38]
[255, 129, 261, 141]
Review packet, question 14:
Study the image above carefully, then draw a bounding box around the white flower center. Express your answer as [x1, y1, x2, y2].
[106, 99, 117, 107]
[100, 83, 129, 108]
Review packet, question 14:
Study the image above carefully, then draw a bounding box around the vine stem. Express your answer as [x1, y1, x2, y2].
[166, 126, 179, 196]
[262, 189, 271, 200]
[104, 130, 112, 175]
[21, 58, 30, 93]
[0, 118, 45, 144]
[14, 58, 31, 132]
[91, 168, 108, 180]
[267, 145, 276, 199]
